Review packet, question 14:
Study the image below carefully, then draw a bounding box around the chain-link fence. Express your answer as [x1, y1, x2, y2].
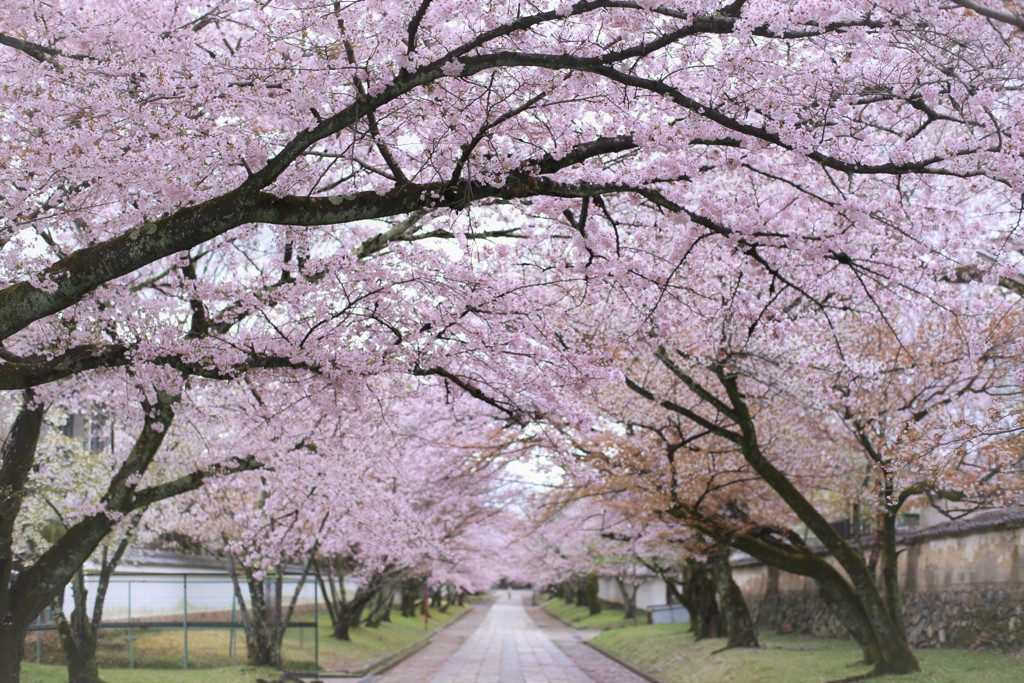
[25, 574, 320, 673]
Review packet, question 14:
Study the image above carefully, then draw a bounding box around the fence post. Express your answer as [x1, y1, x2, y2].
[183, 575, 189, 670]
[298, 580, 304, 649]
[230, 587, 237, 665]
[128, 581, 135, 669]
[314, 579, 319, 673]
[35, 611, 41, 663]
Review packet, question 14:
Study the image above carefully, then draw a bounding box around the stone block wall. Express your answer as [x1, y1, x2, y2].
[736, 509, 1024, 651]
[902, 589, 1024, 650]
[747, 587, 1024, 650]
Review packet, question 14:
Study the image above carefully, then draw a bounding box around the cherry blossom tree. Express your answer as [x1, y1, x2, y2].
[51, 512, 146, 683]
[518, 497, 614, 614]
[5, 399, 144, 683]
[151, 373, 525, 655]
[0, 370, 267, 681]
[3, 0, 1023, 401]
[9, 402, 165, 683]
[533, 272, 1024, 673]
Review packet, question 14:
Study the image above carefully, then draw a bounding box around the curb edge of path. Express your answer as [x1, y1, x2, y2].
[538, 604, 578, 629]
[535, 603, 667, 683]
[364, 610, 475, 679]
[306, 604, 479, 681]
[582, 641, 669, 683]
[367, 604, 478, 677]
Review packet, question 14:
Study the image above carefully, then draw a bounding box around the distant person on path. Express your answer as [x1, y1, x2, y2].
[507, 587, 512, 600]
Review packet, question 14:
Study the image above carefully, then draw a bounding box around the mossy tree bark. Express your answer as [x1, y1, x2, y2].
[710, 551, 759, 649]
[585, 574, 601, 615]
[615, 576, 639, 620]
[230, 556, 313, 665]
[53, 513, 141, 683]
[683, 560, 722, 639]
[315, 557, 387, 640]
[365, 582, 397, 627]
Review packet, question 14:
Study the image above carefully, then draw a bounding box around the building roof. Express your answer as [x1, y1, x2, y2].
[899, 506, 1024, 545]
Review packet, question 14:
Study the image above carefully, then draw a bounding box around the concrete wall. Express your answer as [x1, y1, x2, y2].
[902, 527, 1023, 591]
[56, 574, 327, 622]
[597, 576, 669, 609]
[733, 512, 1024, 598]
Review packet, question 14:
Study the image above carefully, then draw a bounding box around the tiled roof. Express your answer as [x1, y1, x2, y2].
[899, 507, 1024, 544]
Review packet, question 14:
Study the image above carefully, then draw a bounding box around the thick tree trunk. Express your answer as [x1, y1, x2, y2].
[229, 560, 284, 666]
[349, 585, 379, 626]
[584, 574, 601, 616]
[244, 572, 278, 666]
[401, 579, 421, 618]
[0, 629, 25, 683]
[710, 552, 759, 649]
[561, 581, 574, 605]
[615, 577, 637, 620]
[57, 514, 140, 683]
[0, 396, 44, 683]
[55, 571, 103, 683]
[333, 611, 351, 640]
[879, 502, 905, 640]
[0, 398, 48, 683]
[314, 557, 379, 641]
[365, 584, 395, 627]
[67, 646, 102, 683]
[723, 371, 918, 674]
[57, 623, 101, 683]
[380, 583, 395, 622]
[725, 529, 916, 672]
[684, 561, 721, 639]
[400, 582, 414, 618]
[816, 583, 868, 655]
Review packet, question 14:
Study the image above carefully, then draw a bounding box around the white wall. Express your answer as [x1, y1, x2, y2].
[597, 576, 669, 609]
[53, 572, 356, 621]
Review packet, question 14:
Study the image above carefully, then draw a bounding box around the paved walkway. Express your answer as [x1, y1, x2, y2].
[368, 590, 647, 683]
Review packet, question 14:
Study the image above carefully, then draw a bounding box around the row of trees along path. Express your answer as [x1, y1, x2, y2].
[5, 1, 1024, 680]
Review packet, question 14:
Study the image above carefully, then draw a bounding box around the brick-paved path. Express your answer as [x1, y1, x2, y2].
[370, 591, 647, 683]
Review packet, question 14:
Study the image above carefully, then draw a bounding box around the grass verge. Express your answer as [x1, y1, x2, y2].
[19, 664, 280, 683]
[314, 604, 469, 672]
[542, 596, 642, 630]
[590, 623, 1024, 683]
[22, 603, 470, 681]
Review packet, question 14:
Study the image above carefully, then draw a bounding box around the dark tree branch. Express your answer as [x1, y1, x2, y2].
[130, 455, 261, 510]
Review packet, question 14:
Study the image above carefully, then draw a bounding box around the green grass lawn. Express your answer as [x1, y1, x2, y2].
[542, 595, 642, 630]
[19, 664, 280, 683]
[591, 623, 1024, 683]
[21, 603, 470, 681]
[312, 604, 468, 671]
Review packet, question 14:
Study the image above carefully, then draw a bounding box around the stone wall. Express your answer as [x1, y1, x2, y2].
[746, 586, 1024, 650]
[735, 509, 1024, 651]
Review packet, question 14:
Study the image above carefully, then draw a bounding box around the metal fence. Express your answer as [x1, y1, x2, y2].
[25, 574, 320, 673]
